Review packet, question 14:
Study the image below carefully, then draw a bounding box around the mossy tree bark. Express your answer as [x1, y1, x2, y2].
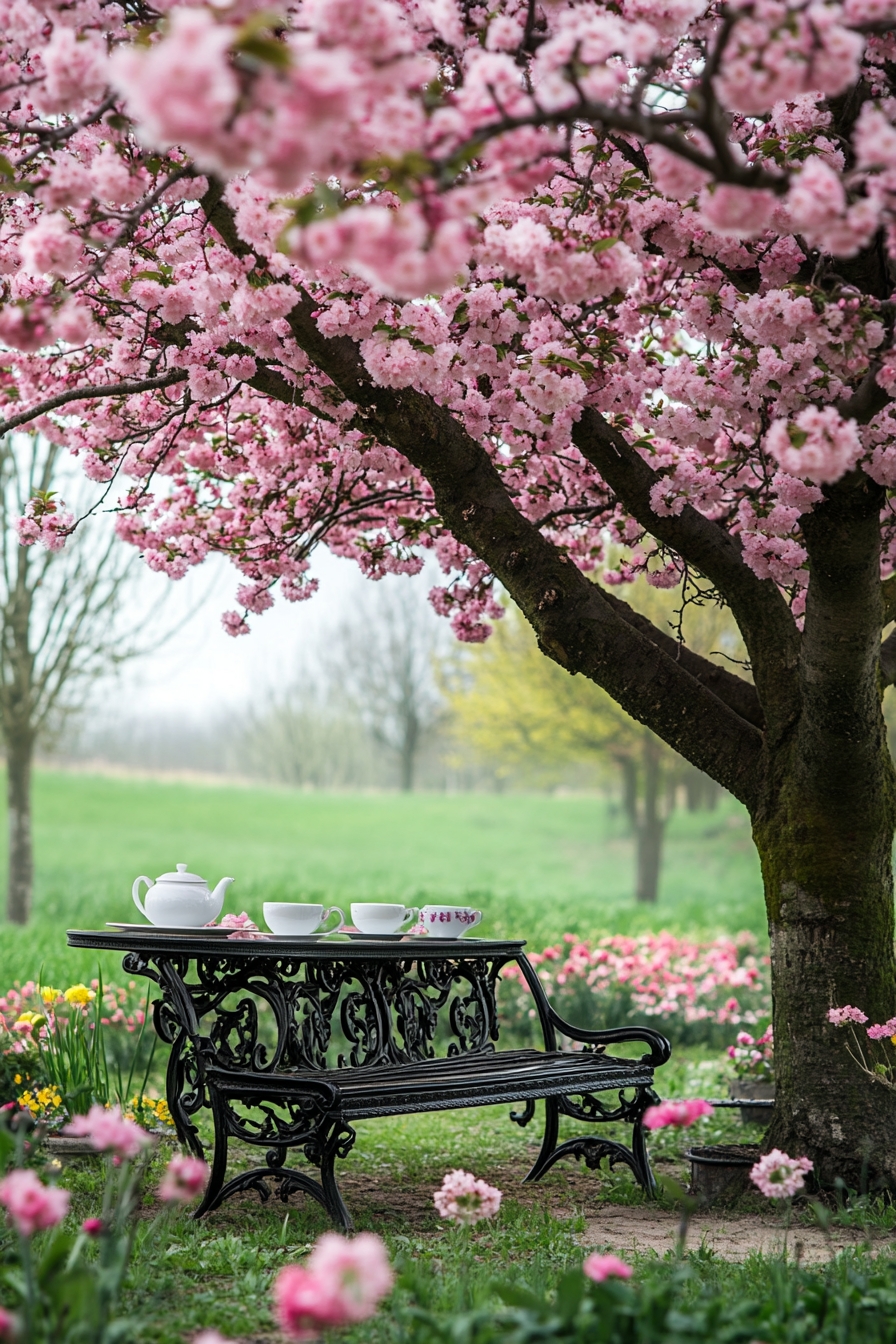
[753, 475, 896, 1185]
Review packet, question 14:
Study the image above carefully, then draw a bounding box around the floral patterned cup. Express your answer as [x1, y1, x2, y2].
[419, 905, 482, 938]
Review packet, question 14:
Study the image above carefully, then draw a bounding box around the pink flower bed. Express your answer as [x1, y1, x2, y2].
[499, 931, 770, 1046]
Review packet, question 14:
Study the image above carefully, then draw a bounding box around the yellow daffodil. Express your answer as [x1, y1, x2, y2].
[63, 984, 95, 1005]
[40, 986, 60, 1003]
[14, 1011, 45, 1028]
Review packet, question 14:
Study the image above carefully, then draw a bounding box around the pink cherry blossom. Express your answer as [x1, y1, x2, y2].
[765, 407, 863, 485]
[827, 1005, 869, 1026]
[642, 1098, 714, 1130]
[158, 1155, 209, 1202]
[0, 1168, 69, 1236]
[866, 1017, 896, 1039]
[582, 1253, 633, 1282]
[433, 1169, 503, 1224]
[64, 1104, 152, 1160]
[750, 1149, 813, 1198]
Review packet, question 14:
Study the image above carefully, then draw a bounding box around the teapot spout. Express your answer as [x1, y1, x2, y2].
[210, 876, 235, 920]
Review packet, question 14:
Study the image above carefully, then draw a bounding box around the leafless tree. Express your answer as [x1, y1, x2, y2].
[327, 581, 447, 791]
[0, 435, 145, 923]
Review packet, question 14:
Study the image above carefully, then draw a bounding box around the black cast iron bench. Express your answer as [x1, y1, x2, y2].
[66, 931, 672, 1231]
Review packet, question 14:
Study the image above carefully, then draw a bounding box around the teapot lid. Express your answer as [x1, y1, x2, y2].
[157, 863, 205, 884]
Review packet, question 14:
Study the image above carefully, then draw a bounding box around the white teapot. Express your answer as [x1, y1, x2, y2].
[132, 864, 235, 927]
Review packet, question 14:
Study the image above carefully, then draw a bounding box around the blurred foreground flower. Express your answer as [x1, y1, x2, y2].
[750, 1149, 813, 1198]
[583, 1253, 632, 1282]
[64, 1103, 151, 1160]
[158, 1155, 208, 1203]
[274, 1232, 393, 1339]
[433, 1168, 502, 1224]
[0, 1168, 69, 1236]
[642, 1098, 714, 1130]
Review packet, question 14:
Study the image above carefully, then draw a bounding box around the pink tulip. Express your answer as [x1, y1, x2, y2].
[158, 1155, 209, 1202]
[0, 1305, 15, 1339]
[274, 1232, 393, 1338]
[583, 1253, 633, 1282]
[642, 1098, 714, 1130]
[82, 1217, 104, 1236]
[0, 1169, 69, 1237]
[64, 1104, 151, 1160]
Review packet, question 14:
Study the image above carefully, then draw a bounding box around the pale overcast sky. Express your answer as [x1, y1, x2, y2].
[102, 547, 371, 719]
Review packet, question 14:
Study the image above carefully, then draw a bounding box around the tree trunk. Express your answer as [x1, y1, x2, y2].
[753, 477, 896, 1189]
[753, 751, 896, 1188]
[634, 733, 665, 904]
[399, 712, 418, 792]
[6, 735, 33, 924]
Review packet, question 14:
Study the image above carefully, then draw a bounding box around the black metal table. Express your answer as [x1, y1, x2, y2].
[67, 929, 670, 1229]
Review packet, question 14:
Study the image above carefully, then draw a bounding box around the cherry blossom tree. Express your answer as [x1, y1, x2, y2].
[0, 0, 895, 1181]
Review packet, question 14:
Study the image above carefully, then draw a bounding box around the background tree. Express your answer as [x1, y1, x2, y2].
[3, 0, 896, 1181]
[0, 435, 143, 923]
[453, 588, 732, 903]
[326, 582, 447, 792]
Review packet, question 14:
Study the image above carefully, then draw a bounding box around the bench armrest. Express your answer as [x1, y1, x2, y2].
[511, 954, 672, 1067]
[544, 1009, 672, 1067]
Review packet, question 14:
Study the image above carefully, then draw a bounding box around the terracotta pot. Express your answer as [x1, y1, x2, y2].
[728, 1080, 775, 1126]
[686, 1142, 761, 1203]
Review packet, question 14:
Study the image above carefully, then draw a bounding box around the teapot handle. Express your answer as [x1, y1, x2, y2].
[132, 876, 153, 920]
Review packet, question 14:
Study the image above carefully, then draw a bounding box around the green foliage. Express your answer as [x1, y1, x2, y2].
[384, 1257, 896, 1344]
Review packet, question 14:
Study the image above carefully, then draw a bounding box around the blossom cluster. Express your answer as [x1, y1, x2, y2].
[499, 932, 769, 1046]
[433, 1168, 503, 1225]
[0, 0, 892, 641]
[727, 1025, 774, 1081]
[750, 1149, 813, 1199]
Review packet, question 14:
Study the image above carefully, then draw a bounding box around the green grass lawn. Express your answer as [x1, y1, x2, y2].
[0, 769, 765, 984]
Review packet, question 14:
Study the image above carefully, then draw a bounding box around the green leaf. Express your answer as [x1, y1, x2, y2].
[787, 426, 809, 449]
[495, 1283, 544, 1311]
[0, 156, 14, 181]
[287, 183, 345, 228]
[555, 1268, 585, 1322]
[592, 236, 620, 253]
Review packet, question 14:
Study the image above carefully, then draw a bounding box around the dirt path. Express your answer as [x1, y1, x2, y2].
[580, 1204, 895, 1262]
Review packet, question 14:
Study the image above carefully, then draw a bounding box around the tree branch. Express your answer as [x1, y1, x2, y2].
[570, 406, 801, 739]
[0, 371, 188, 438]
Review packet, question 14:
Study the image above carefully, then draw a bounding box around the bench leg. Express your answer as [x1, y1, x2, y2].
[193, 1086, 355, 1231]
[521, 1090, 659, 1195]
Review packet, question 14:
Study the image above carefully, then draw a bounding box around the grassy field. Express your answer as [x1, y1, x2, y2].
[0, 768, 765, 984]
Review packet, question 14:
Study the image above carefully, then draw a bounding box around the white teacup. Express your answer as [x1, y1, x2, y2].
[350, 903, 419, 935]
[419, 905, 482, 938]
[263, 903, 345, 936]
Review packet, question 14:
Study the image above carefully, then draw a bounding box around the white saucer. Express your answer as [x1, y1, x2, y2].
[106, 922, 246, 937]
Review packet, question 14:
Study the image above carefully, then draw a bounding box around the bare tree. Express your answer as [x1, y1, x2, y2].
[328, 581, 446, 791]
[0, 435, 144, 923]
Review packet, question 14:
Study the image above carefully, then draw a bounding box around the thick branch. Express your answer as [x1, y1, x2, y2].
[800, 473, 888, 783]
[269, 288, 764, 803]
[600, 587, 764, 729]
[571, 406, 800, 738]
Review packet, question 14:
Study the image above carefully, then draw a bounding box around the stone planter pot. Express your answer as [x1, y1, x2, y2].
[728, 1080, 775, 1125]
[45, 1135, 96, 1159]
[686, 1143, 761, 1203]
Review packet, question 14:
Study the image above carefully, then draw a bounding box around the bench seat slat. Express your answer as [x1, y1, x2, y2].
[209, 1047, 653, 1120]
